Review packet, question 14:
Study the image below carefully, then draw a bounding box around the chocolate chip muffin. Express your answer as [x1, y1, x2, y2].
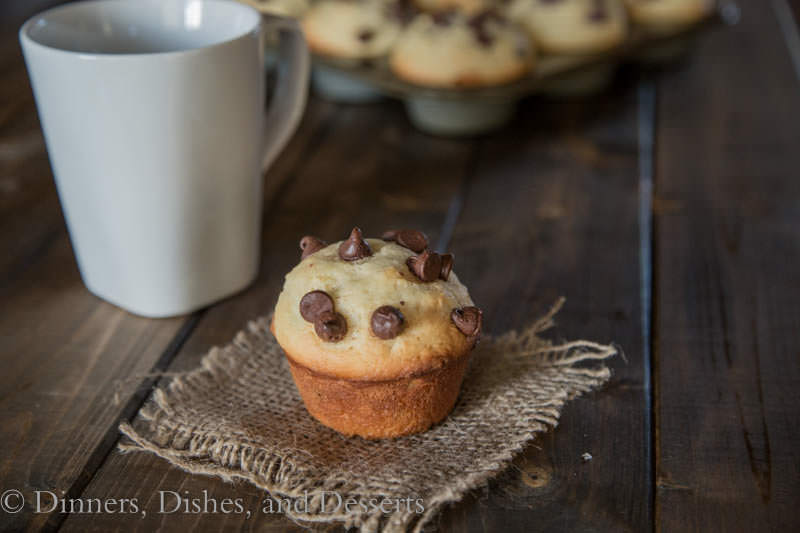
[301, 0, 411, 60]
[272, 227, 482, 439]
[508, 0, 628, 55]
[389, 10, 534, 88]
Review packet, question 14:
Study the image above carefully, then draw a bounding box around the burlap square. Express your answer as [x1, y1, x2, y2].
[119, 299, 617, 532]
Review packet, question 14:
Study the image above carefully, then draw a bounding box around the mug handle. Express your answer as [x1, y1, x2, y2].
[260, 15, 310, 173]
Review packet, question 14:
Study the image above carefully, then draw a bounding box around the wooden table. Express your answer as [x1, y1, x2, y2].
[2, 1, 799, 531]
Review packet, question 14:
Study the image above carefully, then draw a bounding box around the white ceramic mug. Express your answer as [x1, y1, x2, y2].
[20, 0, 309, 317]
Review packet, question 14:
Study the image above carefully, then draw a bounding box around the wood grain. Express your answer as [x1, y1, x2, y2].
[432, 82, 651, 532]
[61, 96, 476, 532]
[653, 0, 800, 530]
[0, 24, 191, 532]
[1, 0, 798, 530]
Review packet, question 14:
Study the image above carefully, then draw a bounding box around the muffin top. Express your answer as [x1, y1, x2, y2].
[389, 10, 534, 88]
[623, 0, 713, 30]
[507, 0, 628, 55]
[301, 0, 408, 59]
[272, 228, 481, 381]
[413, 0, 492, 15]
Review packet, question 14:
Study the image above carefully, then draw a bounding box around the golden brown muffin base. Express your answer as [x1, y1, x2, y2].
[285, 351, 470, 439]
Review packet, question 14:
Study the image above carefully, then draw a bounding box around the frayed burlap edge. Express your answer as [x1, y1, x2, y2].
[118, 298, 617, 533]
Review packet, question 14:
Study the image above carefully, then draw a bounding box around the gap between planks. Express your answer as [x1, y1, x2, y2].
[38, 311, 203, 533]
[637, 77, 657, 533]
[434, 141, 480, 253]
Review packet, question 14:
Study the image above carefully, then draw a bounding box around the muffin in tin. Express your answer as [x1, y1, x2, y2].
[272, 228, 482, 439]
[390, 10, 534, 88]
[623, 0, 713, 63]
[302, 0, 411, 59]
[506, 0, 628, 95]
[507, 0, 628, 55]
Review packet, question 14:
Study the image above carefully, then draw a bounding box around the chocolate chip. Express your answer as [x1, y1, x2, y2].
[370, 305, 405, 339]
[357, 28, 375, 42]
[387, 0, 417, 25]
[299, 290, 334, 322]
[588, 0, 608, 22]
[468, 9, 503, 48]
[299, 235, 327, 260]
[440, 253, 454, 280]
[474, 31, 492, 47]
[314, 311, 348, 342]
[338, 227, 373, 261]
[432, 10, 456, 27]
[406, 249, 443, 282]
[451, 306, 483, 338]
[381, 229, 429, 253]
[398, 230, 428, 252]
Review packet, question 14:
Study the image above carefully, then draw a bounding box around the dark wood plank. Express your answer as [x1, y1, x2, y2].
[0, 24, 192, 532]
[432, 81, 651, 531]
[788, 0, 800, 25]
[654, 0, 800, 530]
[61, 96, 475, 532]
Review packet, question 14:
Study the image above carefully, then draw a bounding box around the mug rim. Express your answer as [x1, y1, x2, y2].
[19, 0, 262, 59]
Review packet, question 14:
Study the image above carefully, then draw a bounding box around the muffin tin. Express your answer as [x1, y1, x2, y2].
[257, 0, 738, 135]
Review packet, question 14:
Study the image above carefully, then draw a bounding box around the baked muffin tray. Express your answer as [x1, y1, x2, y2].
[309, 2, 736, 135]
